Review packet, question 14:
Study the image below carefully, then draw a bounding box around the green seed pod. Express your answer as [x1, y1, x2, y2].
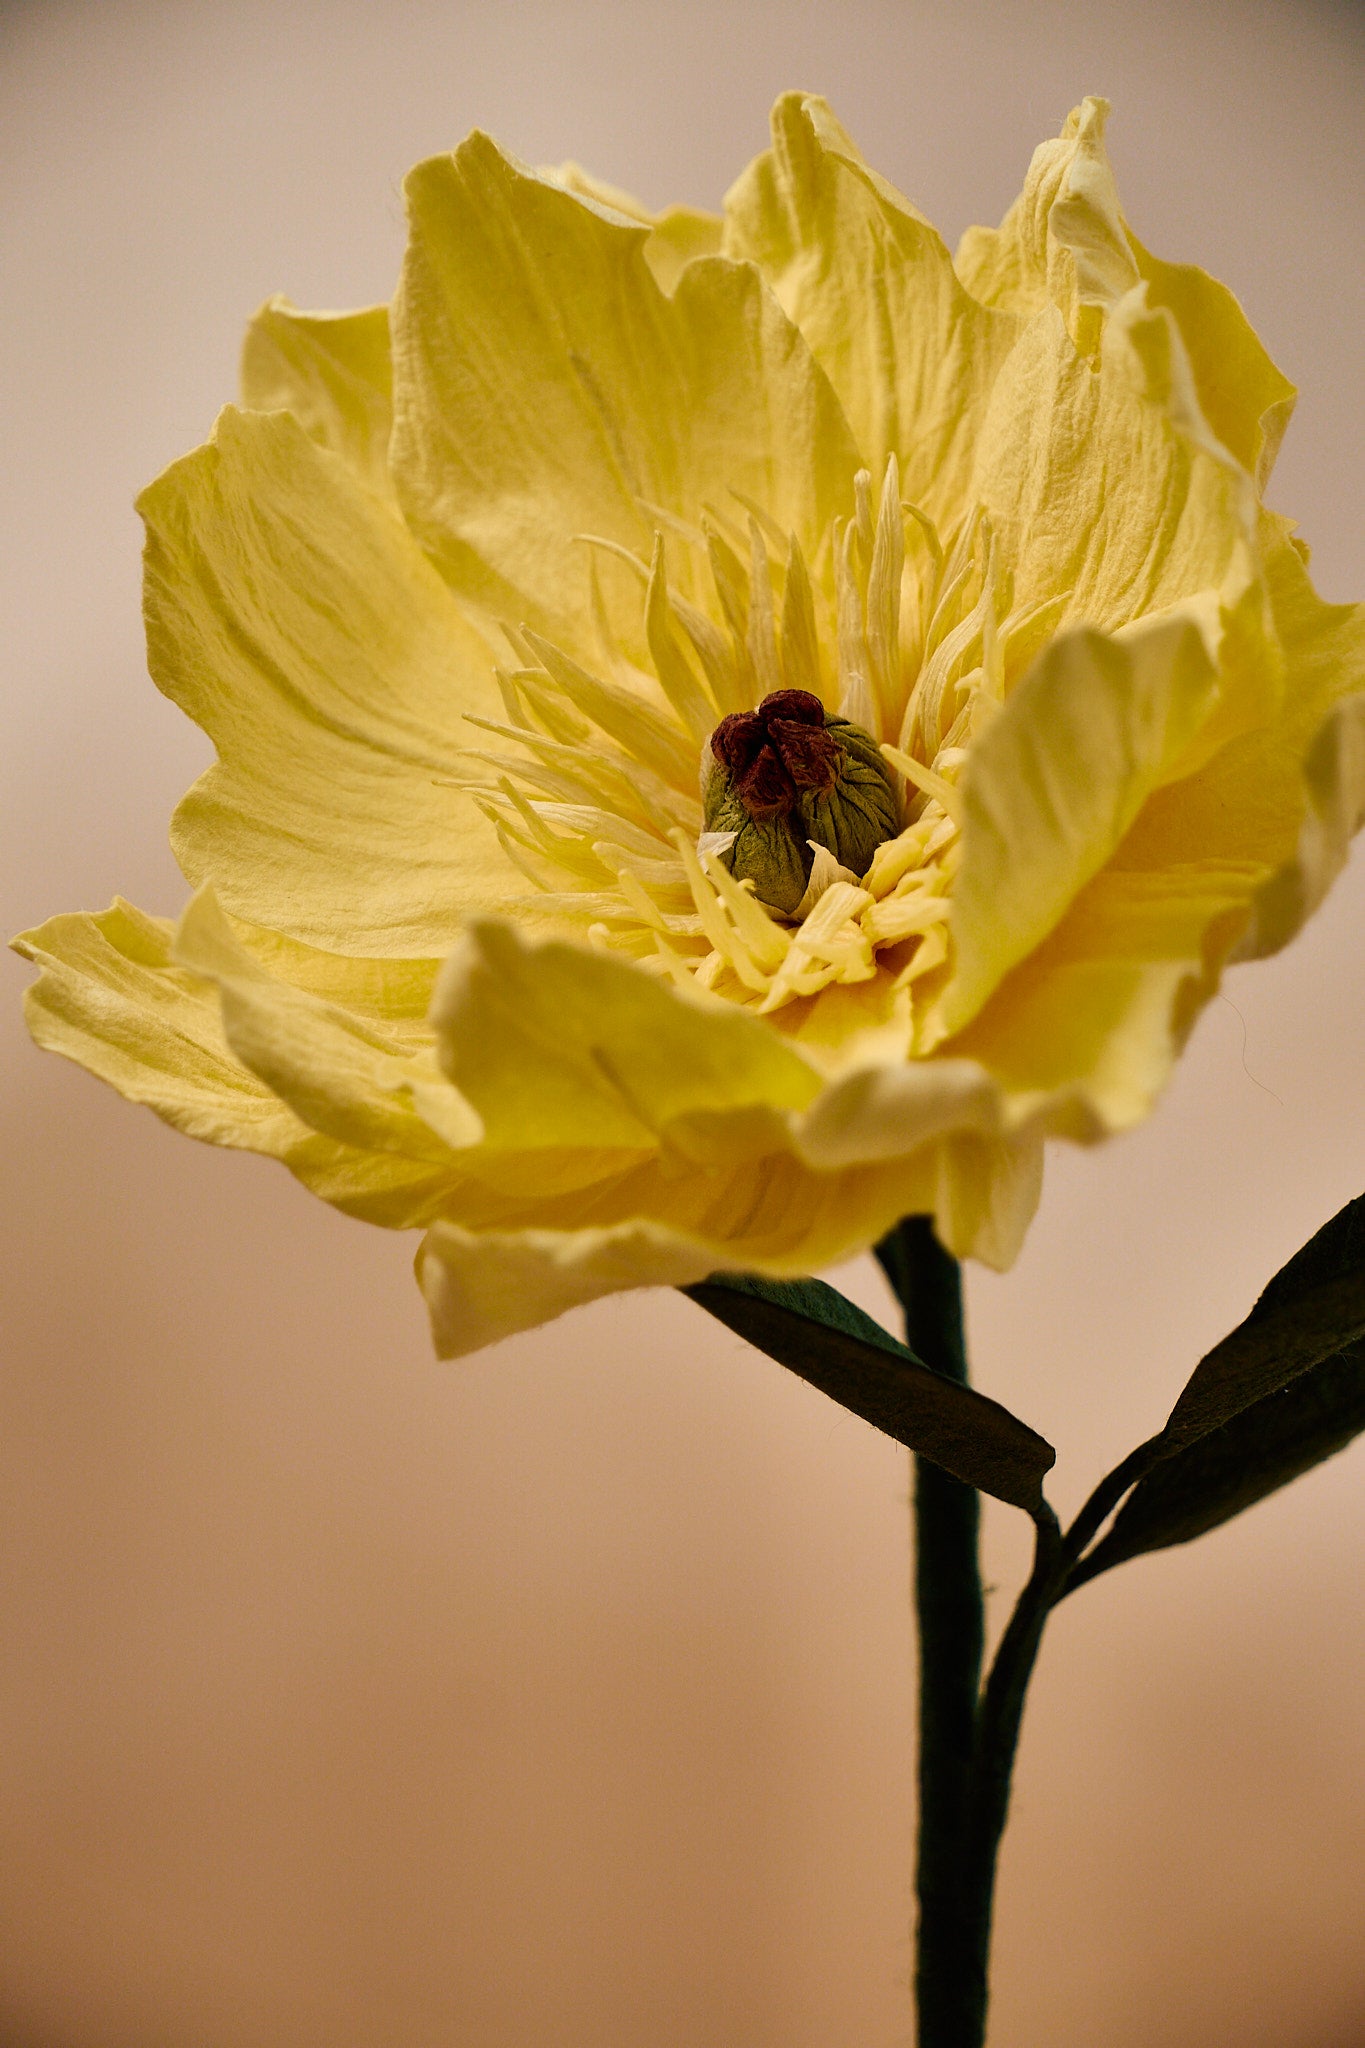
[701, 690, 901, 918]
[797, 718, 902, 878]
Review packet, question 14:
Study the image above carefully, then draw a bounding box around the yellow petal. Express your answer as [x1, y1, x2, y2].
[941, 609, 1222, 1036]
[949, 863, 1266, 1135]
[723, 92, 1018, 523]
[13, 900, 452, 1226]
[969, 290, 1254, 633]
[955, 97, 1136, 344]
[1250, 690, 1365, 954]
[429, 918, 820, 1173]
[418, 1108, 1043, 1355]
[390, 130, 859, 648]
[957, 97, 1294, 489]
[542, 163, 725, 292]
[172, 888, 476, 1164]
[239, 296, 394, 498]
[1129, 238, 1295, 495]
[416, 918, 1046, 1357]
[139, 405, 513, 955]
[791, 1054, 1001, 1167]
[949, 546, 1365, 1132]
[1122, 534, 1365, 957]
[930, 1128, 1045, 1271]
[543, 160, 657, 222]
[418, 1216, 720, 1357]
[642, 206, 726, 294]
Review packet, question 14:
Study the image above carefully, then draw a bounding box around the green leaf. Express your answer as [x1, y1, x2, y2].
[1070, 1340, 1365, 1587]
[682, 1272, 1056, 1510]
[1163, 1192, 1365, 1450]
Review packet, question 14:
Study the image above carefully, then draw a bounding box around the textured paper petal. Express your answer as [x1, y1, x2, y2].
[418, 1216, 721, 1357]
[1129, 237, 1295, 495]
[949, 864, 1265, 1136]
[420, 921, 1045, 1338]
[929, 1127, 1045, 1271]
[419, 1101, 1046, 1356]
[429, 918, 821, 1166]
[1251, 691, 1365, 952]
[139, 406, 512, 955]
[791, 1054, 1003, 1168]
[544, 160, 657, 222]
[1119, 535, 1365, 953]
[240, 297, 394, 497]
[940, 609, 1223, 1036]
[969, 289, 1255, 634]
[955, 97, 1136, 344]
[642, 207, 726, 293]
[949, 545, 1365, 1130]
[722, 92, 1018, 521]
[545, 162, 723, 292]
[172, 889, 477, 1163]
[957, 99, 1295, 491]
[14, 901, 453, 1226]
[390, 129, 860, 646]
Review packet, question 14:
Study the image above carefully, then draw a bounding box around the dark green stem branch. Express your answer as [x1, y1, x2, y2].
[956, 1501, 1062, 1999]
[1058, 1436, 1167, 1598]
[953, 1438, 1169, 2011]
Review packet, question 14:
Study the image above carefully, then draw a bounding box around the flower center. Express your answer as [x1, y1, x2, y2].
[458, 454, 1054, 1030]
[702, 689, 902, 918]
[710, 690, 841, 819]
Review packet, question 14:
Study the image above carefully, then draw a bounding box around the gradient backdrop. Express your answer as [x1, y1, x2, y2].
[3, 2, 1365, 2042]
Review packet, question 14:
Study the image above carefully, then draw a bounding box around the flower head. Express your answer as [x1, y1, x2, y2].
[17, 95, 1365, 1355]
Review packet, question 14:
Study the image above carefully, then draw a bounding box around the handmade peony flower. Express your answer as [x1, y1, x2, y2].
[17, 95, 1365, 1355]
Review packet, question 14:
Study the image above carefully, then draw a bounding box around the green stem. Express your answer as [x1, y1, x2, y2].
[876, 1219, 985, 2047]
[954, 1439, 1171, 1978]
[877, 1220, 1167, 2046]
[955, 1500, 1062, 2009]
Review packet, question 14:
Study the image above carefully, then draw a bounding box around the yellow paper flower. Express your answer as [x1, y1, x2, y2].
[17, 96, 1365, 1356]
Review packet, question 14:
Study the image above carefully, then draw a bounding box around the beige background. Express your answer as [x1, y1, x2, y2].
[3, 1, 1365, 2042]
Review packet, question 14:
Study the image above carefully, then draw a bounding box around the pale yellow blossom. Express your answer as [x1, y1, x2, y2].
[17, 96, 1365, 1354]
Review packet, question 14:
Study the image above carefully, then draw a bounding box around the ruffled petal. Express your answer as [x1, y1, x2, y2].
[957, 97, 1295, 490]
[390, 129, 860, 647]
[1129, 237, 1295, 496]
[940, 606, 1226, 1036]
[171, 888, 477, 1164]
[949, 864, 1264, 1137]
[1121, 534, 1365, 956]
[239, 297, 394, 497]
[947, 539, 1365, 1129]
[417, 1107, 1045, 1355]
[641, 207, 726, 293]
[414, 920, 1046, 1354]
[969, 285, 1256, 633]
[722, 93, 1019, 525]
[139, 405, 513, 955]
[418, 1216, 720, 1357]
[428, 918, 820, 1180]
[956, 97, 1136, 344]
[546, 161, 723, 291]
[13, 900, 453, 1226]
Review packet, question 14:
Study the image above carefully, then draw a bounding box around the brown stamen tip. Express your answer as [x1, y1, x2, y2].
[710, 710, 765, 780]
[736, 742, 798, 820]
[758, 689, 825, 726]
[766, 716, 841, 794]
[710, 692, 840, 819]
